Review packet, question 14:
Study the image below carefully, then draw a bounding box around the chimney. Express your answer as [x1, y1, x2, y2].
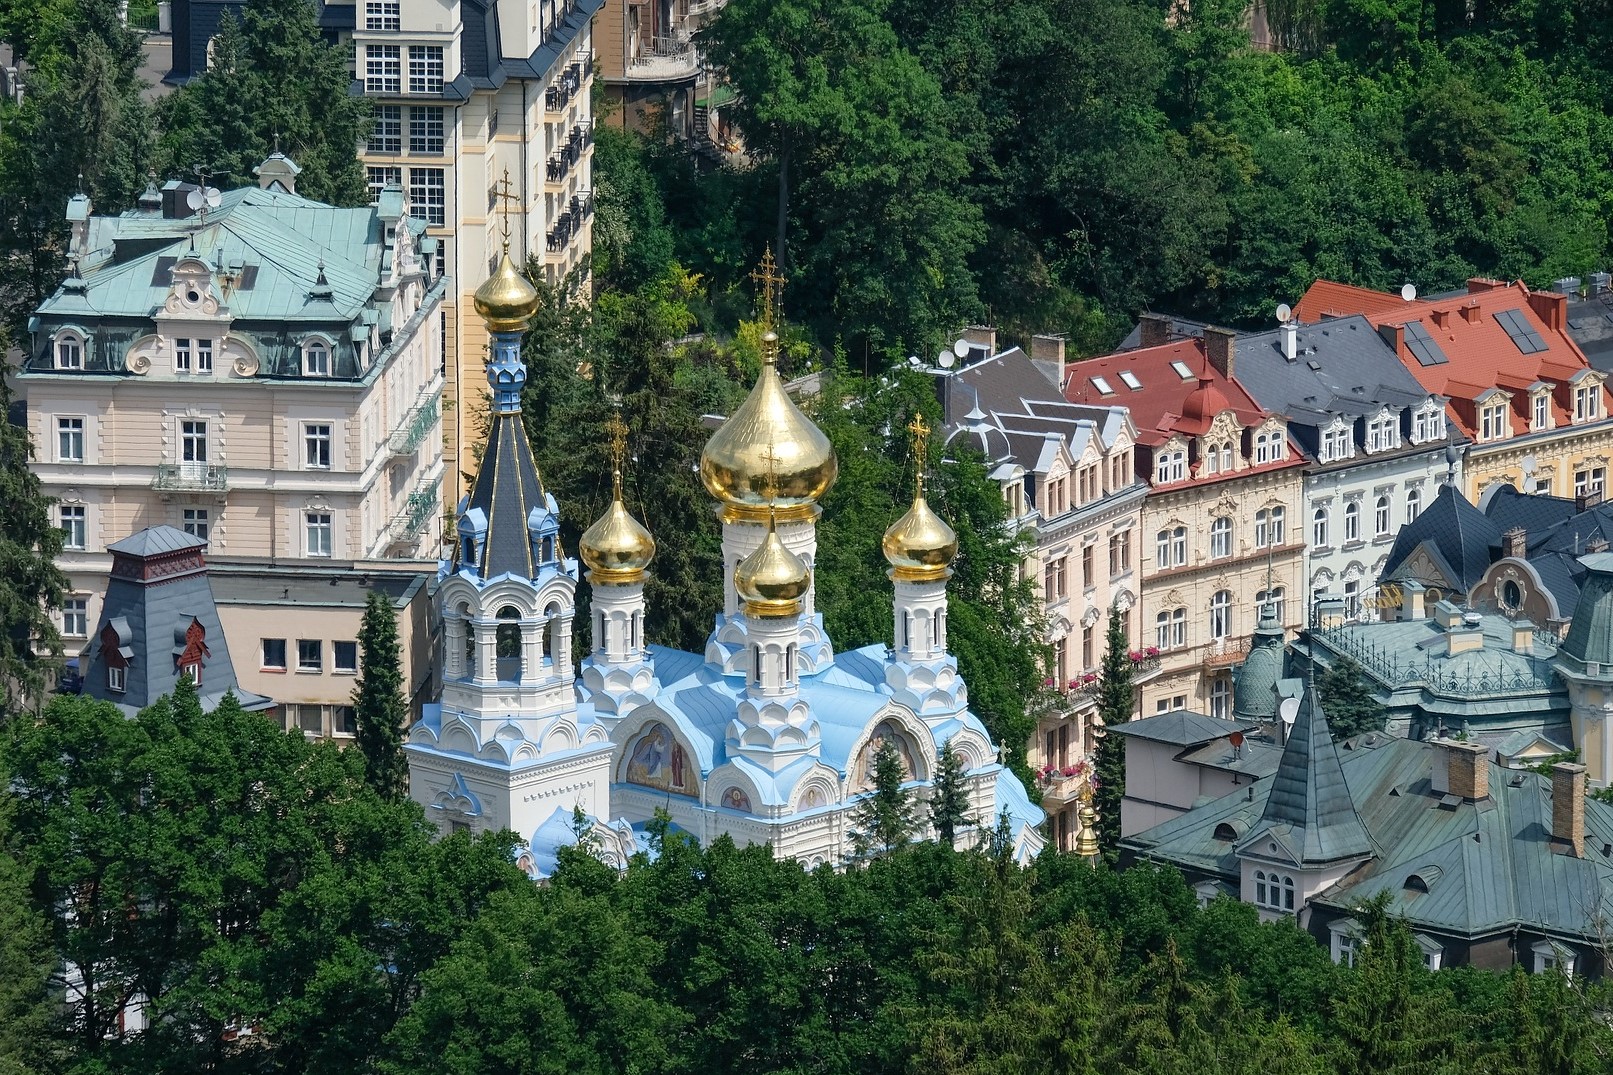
[1503, 526, 1527, 558]
[962, 324, 997, 357]
[1550, 761, 1587, 857]
[1439, 739, 1489, 801]
[1030, 334, 1066, 391]
[1204, 327, 1236, 380]
[1378, 323, 1405, 354]
[1313, 595, 1346, 629]
[1467, 277, 1507, 294]
[1511, 619, 1536, 654]
[1281, 320, 1298, 361]
[1430, 308, 1449, 329]
[1138, 313, 1173, 349]
[1432, 599, 1465, 629]
[1526, 292, 1566, 333]
[1448, 613, 1485, 654]
[1460, 302, 1481, 324]
[1398, 579, 1427, 622]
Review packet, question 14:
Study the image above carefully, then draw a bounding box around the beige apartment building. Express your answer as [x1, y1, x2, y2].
[595, 0, 734, 147]
[1067, 332, 1306, 719]
[940, 333, 1151, 850]
[17, 164, 444, 730]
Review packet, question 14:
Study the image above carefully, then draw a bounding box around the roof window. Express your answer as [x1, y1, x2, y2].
[1495, 308, 1548, 354]
[1403, 320, 1449, 367]
[1170, 360, 1194, 380]
[1119, 370, 1142, 390]
[1090, 376, 1115, 396]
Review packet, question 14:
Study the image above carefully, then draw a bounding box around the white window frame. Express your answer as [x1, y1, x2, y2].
[107, 664, 126, 692]
[304, 339, 331, 377]
[1254, 869, 1296, 913]
[1209, 516, 1232, 559]
[1374, 495, 1391, 537]
[182, 507, 209, 542]
[365, 0, 400, 31]
[1313, 506, 1330, 547]
[297, 639, 324, 673]
[1208, 590, 1232, 639]
[409, 106, 445, 154]
[1209, 676, 1231, 719]
[1534, 392, 1551, 431]
[369, 105, 402, 154]
[55, 332, 83, 369]
[408, 167, 446, 227]
[175, 337, 192, 372]
[1576, 384, 1602, 423]
[196, 338, 214, 374]
[1256, 587, 1285, 624]
[305, 423, 333, 470]
[1406, 486, 1422, 522]
[1330, 921, 1363, 966]
[62, 597, 87, 638]
[1480, 401, 1508, 441]
[333, 640, 359, 675]
[367, 165, 403, 204]
[305, 512, 333, 557]
[1576, 467, 1605, 499]
[365, 44, 401, 93]
[1255, 506, 1285, 548]
[1344, 500, 1361, 543]
[408, 45, 444, 93]
[1155, 607, 1186, 650]
[57, 416, 84, 462]
[59, 505, 86, 550]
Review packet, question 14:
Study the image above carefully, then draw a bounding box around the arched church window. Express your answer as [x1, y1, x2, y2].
[902, 611, 911, 648]
[751, 643, 762, 687]
[631, 611, 641, 650]
[543, 602, 562, 663]
[461, 536, 476, 565]
[496, 607, 522, 681]
[541, 536, 554, 563]
[785, 643, 796, 682]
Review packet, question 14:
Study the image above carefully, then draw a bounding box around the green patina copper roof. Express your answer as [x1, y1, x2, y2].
[1557, 552, 1613, 675]
[1234, 602, 1285, 719]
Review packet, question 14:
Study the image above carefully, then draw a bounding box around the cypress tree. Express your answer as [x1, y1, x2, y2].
[1093, 604, 1135, 856]
[850, 738, 916, 858]
[353, 589, 409, 800]
[929, 737, 972, 847]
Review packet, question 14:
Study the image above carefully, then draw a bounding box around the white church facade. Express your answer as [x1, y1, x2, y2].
[405, 251, 1044, 873]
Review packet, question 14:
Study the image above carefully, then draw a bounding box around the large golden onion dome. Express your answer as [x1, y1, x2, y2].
[882, 485, 958, 583]
[699, 333, 837, 521]
[580, 471, 656, 584]
[734, 513, 811, 617]
[473, 248, 540, 333]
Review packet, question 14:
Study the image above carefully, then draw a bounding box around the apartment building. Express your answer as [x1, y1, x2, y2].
[1066, 332, 1306, 719]
[595, 0, 729, 144]
[1296, 279, 1612, 506]
[937, 332, 1149, 849]
[17, 165, 444, 725]
[167, 0, 599, 508]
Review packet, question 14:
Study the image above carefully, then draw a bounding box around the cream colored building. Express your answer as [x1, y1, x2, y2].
[595, 0, 733, 147]
[1068, 333, 1306, 719]
[351, 0, 599, 508]
[18, 167, 444, 724]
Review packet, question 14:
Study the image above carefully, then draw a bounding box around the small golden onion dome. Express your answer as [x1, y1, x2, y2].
[699, 332, 838, 521]
[734, 515, 811, 617]
[580, 473, 656, 584]
[473, 248, 540, 333]
[882, 487, 958, 582]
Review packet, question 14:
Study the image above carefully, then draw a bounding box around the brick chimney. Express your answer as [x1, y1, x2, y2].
[1460, 303, 1482, 324]
[1138, 314, 1173, 349]
[962, 324, 997, 356]
[1503, 527, 1527, 558]
[1378, 323, 1405, 353]
[1204, 327, 1236, 380]
[1467, 277, 1507, 294]
[1442, 740, 1489, 801]
[1550, 761, 1587, 857]
[1526, 292, 1567, 333]
[1030, 334, 1066, 391]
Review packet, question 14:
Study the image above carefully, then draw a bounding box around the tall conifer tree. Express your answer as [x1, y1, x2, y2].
[929, 738, 972, 847]
[1093, 604, 1134, 856]
[353, 589, 409, 800]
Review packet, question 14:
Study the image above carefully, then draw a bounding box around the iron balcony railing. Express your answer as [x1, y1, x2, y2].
[153, 462, 228, 492]
[1309, 623, 1559, 698]
[388, 478, 441, 544]
[387, 384, 443, 458]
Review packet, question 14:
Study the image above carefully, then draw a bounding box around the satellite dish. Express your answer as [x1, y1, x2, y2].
[1401, 283, 1418, 302]
[1229, 731, 1245, 748]
[952, 338, 970, 359]
[937, 348, 955, 369]
[186, 188, 204, 211]
[205, 187, 222, 210]
[1275, 302, 1292, 323]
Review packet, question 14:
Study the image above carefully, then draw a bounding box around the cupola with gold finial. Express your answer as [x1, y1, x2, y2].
[581, 412, 656, 584]
[473, 171, 540, 333]
[699, 247, 837, 521]
[883, 414, 957, 582]
[734, 446, 811, 617]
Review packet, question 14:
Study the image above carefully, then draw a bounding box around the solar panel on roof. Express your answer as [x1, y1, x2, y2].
[1495, 308, 1548, 354]
[1170, 361, 1194, 380]
[1090, 375, 1115, 395]
[1402, 319, 1449, 367]
[1119, 370, 1142, 390]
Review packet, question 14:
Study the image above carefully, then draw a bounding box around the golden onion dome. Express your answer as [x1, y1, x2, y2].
[699, 333, 838, 521]
[580, 472, 656, 584]
[734, 514, 811, 617]
[882, 484, 958, 582]
[473, 248, 540, 333]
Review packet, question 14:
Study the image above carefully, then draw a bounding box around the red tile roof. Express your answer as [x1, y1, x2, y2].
[1294, 278, 1601, 440]
[1063, 336, 1301, 489]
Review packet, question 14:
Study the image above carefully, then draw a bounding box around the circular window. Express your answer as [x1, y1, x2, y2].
[1502, 579, 1523, 610]
[186, 288, 201, 304]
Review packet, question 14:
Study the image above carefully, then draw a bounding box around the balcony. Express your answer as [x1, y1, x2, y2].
[153, 462, 228, 492]
[387, 478, 440, 546]
[1202, 638, 1250, 669]
[387, 384, 442, 458]
[1034, 761, 1094, 806]
[545, 123, 592, 185]
[627, 35, 700, 81]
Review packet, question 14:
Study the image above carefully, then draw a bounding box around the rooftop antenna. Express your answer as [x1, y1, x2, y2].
[1275, 302, 1292, 323]
[187, 164, 222, 229]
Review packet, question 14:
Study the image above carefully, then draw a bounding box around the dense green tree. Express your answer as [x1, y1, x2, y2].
[1092, 606, 1135, 856]
[590, 125, 677, 292]
[850, 738, 917, 858]
[354, 589, 410, 801]
[0, 801, 54, 1075]
[930, 739, 972, 847]
[1317, 655, 1386, 739]
[156, 0, 369, 203]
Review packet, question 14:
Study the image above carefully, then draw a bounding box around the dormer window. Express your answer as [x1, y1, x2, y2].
[1154, 448, 1186, 484]
[1203, 440, 1232, 475]
[1534, 391, 1552, 431]
[1254, 427, 1286, 464]
[1321, 424, 1351, 463]
[1575, 383, 1603, 422]
[1366, 411, 1400, 453]
[55, 331, 83, 369]
[1479, 400, 1508, 441]
[304, 339, 331, 377]
[107, 664, 126, 692]
[1411, 405, 1446, 445]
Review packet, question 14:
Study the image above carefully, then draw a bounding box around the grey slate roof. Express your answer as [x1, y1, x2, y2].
[1557, 553, 1613, 671]
[1383, 485, 1503, 591]
[82, 526, 272, 715]
[1106, 709, 1254, 747]
[1238, 677, 1373, 865]
[464, 409, 550, 580]
[1564, 288, 1613, 375]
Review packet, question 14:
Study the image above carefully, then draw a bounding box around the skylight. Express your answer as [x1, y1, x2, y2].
[1402, 319, 1449, 367]
[1170, 361, 1194, 380]
[1119, 370, 1142, 390]
[1090, 375, 1116, 396]
[1495, 308, 1548, 354]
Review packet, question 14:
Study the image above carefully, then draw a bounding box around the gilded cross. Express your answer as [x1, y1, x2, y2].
[908, 413, 931, 492]
[493, 168, 522, 249]
[749, 245, 786, 331]
[606, 410, 628, 476]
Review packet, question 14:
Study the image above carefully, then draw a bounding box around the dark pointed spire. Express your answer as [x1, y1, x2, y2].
[1241, 668, 1372, 864]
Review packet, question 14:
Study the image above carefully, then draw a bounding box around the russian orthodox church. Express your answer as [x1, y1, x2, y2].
[405, 251, 1044, 873]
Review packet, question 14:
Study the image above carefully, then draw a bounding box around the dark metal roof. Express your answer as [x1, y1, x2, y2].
[1384, 485, 1503, 591]
[1107, 710, 1254, 747]
[464, 407, 548, 580]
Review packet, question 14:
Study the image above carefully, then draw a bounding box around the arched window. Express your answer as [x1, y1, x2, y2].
[55, 330, 84, 370]
[541, 536, 555, 564]
[1374, 495, 1391, 537]
[1156, 607, 1186, 650]
[1256, 587, 1286, 624]
[303, 339, 330, 376]
[496, 606, 522, 681]
[1313, 506, 1330, 547]
[1406, 486, 1422, 523]
[543, 602, 562, 663]
[1172, 526, 1187, 565]
[1255, 507, 1285, 548]
[1344, 501, 1361, 542]
[902, 610, 911, 648]
[1210, 516, 1232, 559]
[1208, 590, 1233, 639]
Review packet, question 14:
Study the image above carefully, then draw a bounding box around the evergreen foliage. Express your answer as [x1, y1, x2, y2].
[354, 589, 410, 801]
[1093, 605, 1135, 856]
[851, 738, 917, 858]
[929, 739, 972, 847]
[1317, 656, 1387, 740]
